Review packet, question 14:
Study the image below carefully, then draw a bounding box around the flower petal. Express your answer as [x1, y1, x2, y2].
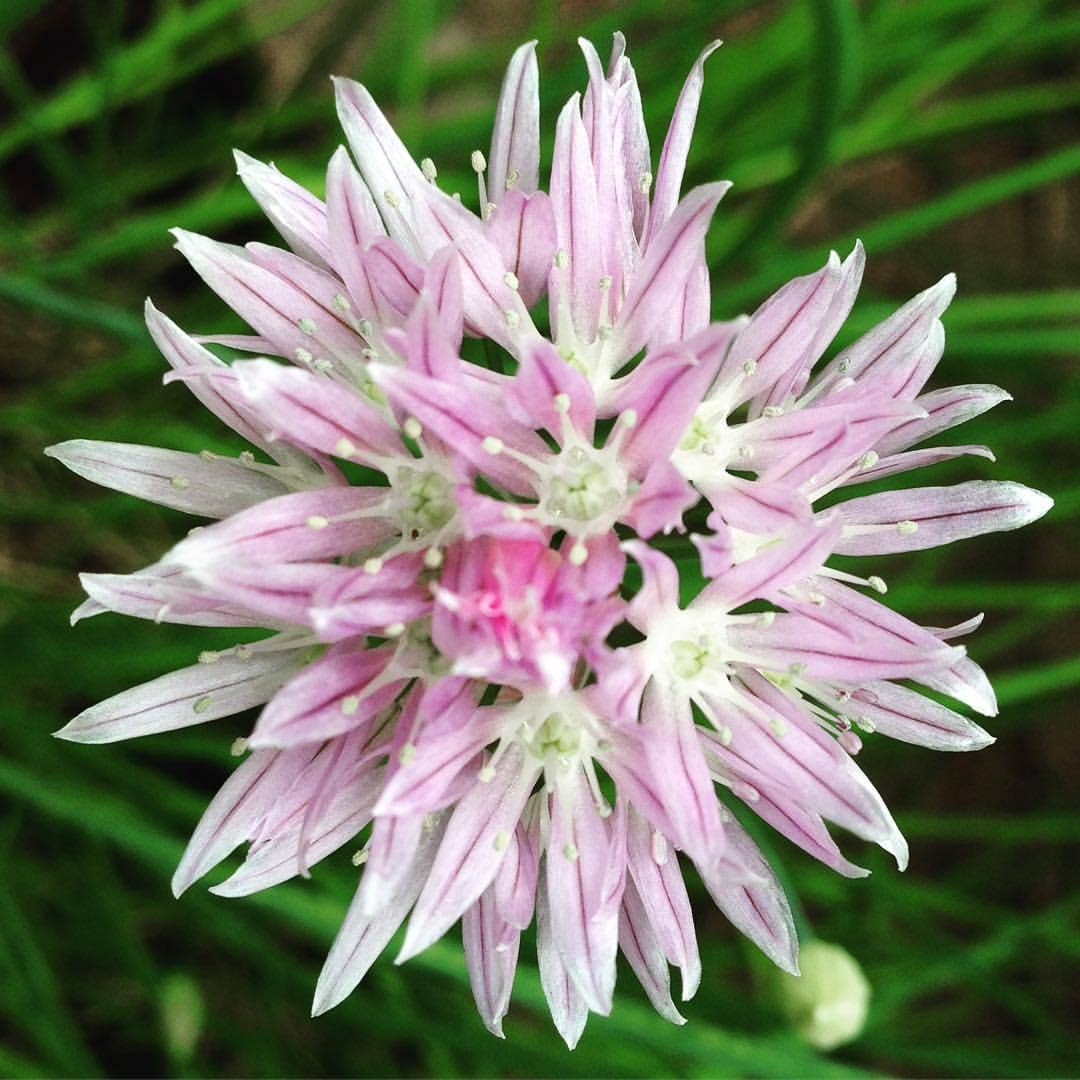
[45, 440, 291, 518]
[397, 743, 540, 962]
[55, 646, 304, 744]
[488, 40, 540, 198]
[834, 481, 1053, 556]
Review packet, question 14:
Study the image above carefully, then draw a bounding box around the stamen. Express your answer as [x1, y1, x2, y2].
[503, 270, 519, 290]
[471, 150, 489, 218]
[424, 547, 443, 569]
[420, 157, 438, 183]
[403, 417, 423, 440]
[170, 476, 190, 490]
[341, 696, 360, 715]
[306, 515, 330, 530]
[482, 436, 505, 455]
[298, 317, 317, 336]
[335, 437, 357, 459]
[897, 520, 919, 535]
[363, 557, 383, 575]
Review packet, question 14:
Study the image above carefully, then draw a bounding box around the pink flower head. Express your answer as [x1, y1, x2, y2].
[49, 32, 1052, 1048]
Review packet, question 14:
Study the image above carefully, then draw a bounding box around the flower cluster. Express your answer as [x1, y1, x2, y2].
[50, 35, 1051, 1045]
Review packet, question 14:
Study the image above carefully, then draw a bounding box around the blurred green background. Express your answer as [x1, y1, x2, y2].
[1, 0, 1078, 1076]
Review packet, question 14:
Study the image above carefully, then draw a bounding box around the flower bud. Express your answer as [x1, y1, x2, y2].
[776, 940, 870, 1050]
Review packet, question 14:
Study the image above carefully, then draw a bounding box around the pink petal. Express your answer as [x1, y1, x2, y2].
[172, 745, 317, 895]
[646, 41, 722, 244]
[849, 681, 993, 751]
[624, 459, 699, 538]
[485, 190, 557, 308]
[696, 517, 840, 611]
[55, 646, 304, 745]
[249, 644, 400, 748]
[234, 150, 330, 268]
[700, 818, 799, 975]
[732, 254, 844, 408]
[612, 345, 723, 475]
[741, 785, 869, 879]
[311, 812, 446, 1015]
[397, 743, 541, 963]
[546, 769, 622, 1014]
[332, 77, 431, 255]
[626, 808, 701, 1000]
[164, 486, 393, 568]
[814, 274, 955, 401]
[171, 230, 364, 372]
[144, 301, 284, 459]
[230, 357, 402, 462]
[834, 481, 1053, 556]
[549, 94, 603, 343]
[506, 338, 596, 436]
[874, 384, 1012, 456]
[536, 877, 589, 1049]
[211, 756, 382, 896]
[44, 440, 291, 518]
[77, 564, 260, 629]
[614, 183, 729, 360]
[619, 881, 686, 1025]
[488, 40, 540, 198]
[463, 886, 520, 1038]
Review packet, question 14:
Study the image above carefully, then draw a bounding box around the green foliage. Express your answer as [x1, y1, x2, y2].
[1, 0, 1077, 1075]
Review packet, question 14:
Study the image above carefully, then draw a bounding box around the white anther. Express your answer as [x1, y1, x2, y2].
[620, 408, 638, 429]
[471, 150, 487, 174]
[502, 506, 525, 521]
[298, 317, 317, 336]
[598, 275, 612, 291]
[478, 765, 496, 783]
[403, 417, 423, 440]
[384, 622, 406, 638]
[867, 575, 887, 594]
[351, 849, 368, 866]
[306, 515, 330, 530]
[859, 451, 879, 469]
[421, 157, 438, 182]
[340, 695, 360, 716]
[333, 293, 351, 314]
[553, 249, 568, 269]
[769, 715, 788, 737]
[758, 611, 776, 627]
[482, 436, 504, 455]
[384, 189, 400, 209]
[398, 742, 416, 765]
[230, 737, 248, 757]
[741, 358, 758, 376]
[553, 392, 571, 414]
[639, 171, 653, 195]
[198, 650, 220, 664]
[807, 590, 826, 606]
[170, 476, 190, 490]
[335, 437, 357, 459]
[504, 309, 520, 329]
[718, 725, 733, 747]
[358, 318, 373, 339]
[763, 405, 784, 418]
[493, 829, 510, 852]
[503, 270, 519, 290]
[505, 168, 520, 190]
[424, 547, 444, 569]
[295, 347, 313, 364]
[239, 451, 255, 466]
[568, 541, 588, 566]
[562, 842, 579, 861]
[313, 358, 333, 373]
[363, 557, 383, 575]
[897, 520, 919, 535]
[193, 696, 212, 714]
